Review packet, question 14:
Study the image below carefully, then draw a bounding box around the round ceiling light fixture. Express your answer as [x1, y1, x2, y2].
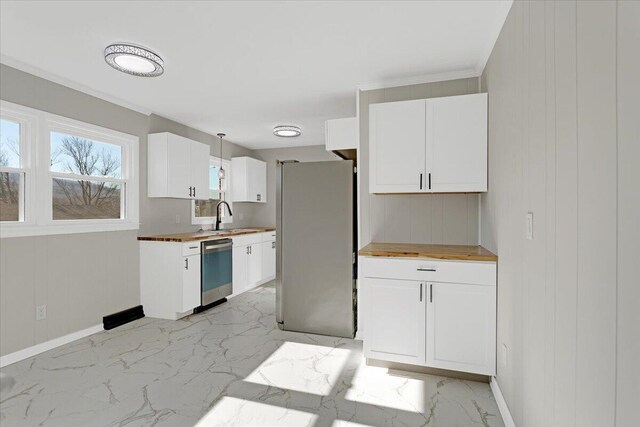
[273, 125, 301, 137]
[104, 43, 164, 77]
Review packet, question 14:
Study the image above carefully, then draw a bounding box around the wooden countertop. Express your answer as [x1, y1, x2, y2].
[359, 242, 497, 262]
[138, 227, 275, 243]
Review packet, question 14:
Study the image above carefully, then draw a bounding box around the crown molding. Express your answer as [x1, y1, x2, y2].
[0, 55, 153, 116]
[357, 68, 479, 92]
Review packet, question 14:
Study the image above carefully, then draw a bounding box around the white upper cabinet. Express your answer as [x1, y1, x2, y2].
[370, 99, 426, 193]
[325, 117, 358, 151]
[148, 132, 210, 199]
[232, 157, 267, 203]
[369, 93, 487, 194]
[189, 141, 210, 200]
[428, 94, 488, 192]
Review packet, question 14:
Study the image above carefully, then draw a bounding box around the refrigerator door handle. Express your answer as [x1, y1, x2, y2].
[420, 283, 423, 302]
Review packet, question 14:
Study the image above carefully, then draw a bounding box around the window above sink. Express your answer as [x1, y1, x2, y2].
[192, 156, 232, 226]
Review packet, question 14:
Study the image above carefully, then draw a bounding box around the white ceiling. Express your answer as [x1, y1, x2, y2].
[0, 1, 511, 150]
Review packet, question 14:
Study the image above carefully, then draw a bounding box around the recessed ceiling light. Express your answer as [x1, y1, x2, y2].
[104, 43, 164, 77]
[273, 125, 301, 137]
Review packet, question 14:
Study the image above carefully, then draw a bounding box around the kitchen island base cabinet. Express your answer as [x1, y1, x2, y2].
[361, 256, 497, 377]
[364, 278, 425, 366]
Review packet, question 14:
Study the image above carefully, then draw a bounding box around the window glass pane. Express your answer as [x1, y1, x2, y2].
[52, 177, 121, 220]
[210, 165, 222, 196]
[195, 198, 221, 218]
[50, 132, 122, 178]
[0, 172, 23, 222]
[0, 119, 20, 168]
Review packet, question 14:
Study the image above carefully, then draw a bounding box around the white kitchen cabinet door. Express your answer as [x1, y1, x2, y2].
[325, 117, 358, 151]
[166, 134, 193, 199]
[364, 278, 426, 365]
[427, 93, 487, 192]
[426, 282, 496, 375]
[232, 157, 267, 203]
[190, 140, 210, 200]
[369, 99, 426, 193]
[248, 158, 267, 203]
[181, 254, 201, 312]
[261, 240, 276, 282]
[232, 245, 249, 295]
[148, 132, 210, 199]
[247, 243, 263, 288]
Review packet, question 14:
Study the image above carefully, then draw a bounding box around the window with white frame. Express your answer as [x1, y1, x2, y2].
[192, 156, 232, 225]
[0, 101, 139, 238]
[0, 116, 28, 222]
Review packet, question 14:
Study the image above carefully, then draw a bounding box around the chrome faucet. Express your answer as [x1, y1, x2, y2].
[215, 201, 233, 231]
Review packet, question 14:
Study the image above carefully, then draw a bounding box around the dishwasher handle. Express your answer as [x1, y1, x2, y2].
[202, 239, 232, 252]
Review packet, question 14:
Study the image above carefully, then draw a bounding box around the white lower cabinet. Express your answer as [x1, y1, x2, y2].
[261, 240, 276, 281]
[426, 282, 496, 375]
[182, 254, 201, 313]
[232, 232, 276, 296]
[361, 257, 496, 376]
[232, 245, 250, 295]
[364, 278, 425, 365]
[140, 241, 202, 320]
[247, 243, 262, 288]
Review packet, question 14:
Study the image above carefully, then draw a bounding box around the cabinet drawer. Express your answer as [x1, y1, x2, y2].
[182, 242, 201, 257]
[232, 233, 263, 247]
[361, 257, 496, 286]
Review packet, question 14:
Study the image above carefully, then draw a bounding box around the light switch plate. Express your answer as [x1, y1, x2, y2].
[175, 214, 181, 224]
[526, 212, 534, 240]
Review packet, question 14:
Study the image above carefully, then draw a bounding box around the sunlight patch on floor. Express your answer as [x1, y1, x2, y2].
[244, 341, 351, 396]
[344, 359, 426, 413]
[195, 396, 318, 427]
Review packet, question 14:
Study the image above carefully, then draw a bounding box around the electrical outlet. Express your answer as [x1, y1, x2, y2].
[175, 214, 181, 224]
[502, 343, 508, 367]
[238, 213, 244, 220]
[36, 305, 46, 321]
[526, 212, 534, 240]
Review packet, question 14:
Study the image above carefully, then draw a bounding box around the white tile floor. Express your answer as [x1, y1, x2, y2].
[0, 283, 504, 426]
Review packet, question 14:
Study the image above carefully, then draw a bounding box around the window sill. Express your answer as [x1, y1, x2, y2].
[0, 221, 140, 238]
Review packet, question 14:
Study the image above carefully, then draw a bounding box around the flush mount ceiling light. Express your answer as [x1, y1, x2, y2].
[104, 43, 164, 77]
[273, 125, 301, 137]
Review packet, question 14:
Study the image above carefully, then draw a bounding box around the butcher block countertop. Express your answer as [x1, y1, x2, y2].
[359, 242, 497, 262]
[138, 227, 275, 243]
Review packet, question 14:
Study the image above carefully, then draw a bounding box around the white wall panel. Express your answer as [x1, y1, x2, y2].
[481, 1, 636, 425]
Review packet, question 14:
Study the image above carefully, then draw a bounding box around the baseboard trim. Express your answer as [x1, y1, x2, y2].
[0, 324, 103, 368]
[367, 358, 491, 383]
[490, 376, 516, 427]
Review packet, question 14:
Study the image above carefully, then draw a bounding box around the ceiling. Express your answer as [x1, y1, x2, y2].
[0, 1, 511, 150]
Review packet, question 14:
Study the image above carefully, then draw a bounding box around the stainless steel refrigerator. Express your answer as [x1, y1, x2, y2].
[276, 160, 356, 338]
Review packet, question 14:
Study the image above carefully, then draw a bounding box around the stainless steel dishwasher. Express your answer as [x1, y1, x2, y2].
[196, 238, 232, 312]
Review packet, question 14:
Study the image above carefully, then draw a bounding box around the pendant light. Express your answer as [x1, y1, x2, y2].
[216, 133, 226, 180]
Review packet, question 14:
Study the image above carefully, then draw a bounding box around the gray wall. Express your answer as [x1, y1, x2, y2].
[479, 1, 639, 426]
[359, 78, 481, 248]
[0, 64, 258, 357]
[251, 145, 340, 228]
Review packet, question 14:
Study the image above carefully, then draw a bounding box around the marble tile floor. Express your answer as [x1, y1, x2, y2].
[0, 283, 504, 427]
